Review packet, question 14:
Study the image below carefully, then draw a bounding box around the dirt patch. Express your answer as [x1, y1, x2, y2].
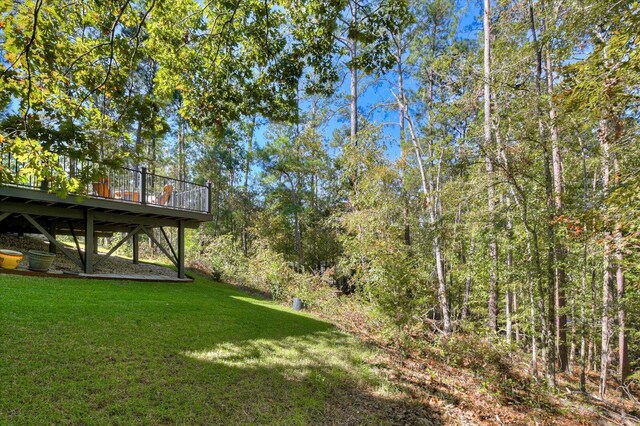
[0, 233, 177, 278]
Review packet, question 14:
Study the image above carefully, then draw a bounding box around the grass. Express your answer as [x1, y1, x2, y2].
[0, 274, 422, 425]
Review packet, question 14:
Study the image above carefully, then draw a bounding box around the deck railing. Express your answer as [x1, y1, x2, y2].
[1, 151, 211, 214]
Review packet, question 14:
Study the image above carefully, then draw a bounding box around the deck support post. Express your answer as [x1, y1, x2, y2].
[178, 220, 185, 279]
[132, 233, 139, 264]
[85, 210, 94, 274]
[49, 221, 57, 254]
[141, 167, 147, 205]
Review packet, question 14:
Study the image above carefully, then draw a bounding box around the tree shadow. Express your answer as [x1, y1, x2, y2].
[179, 330, 445, 425]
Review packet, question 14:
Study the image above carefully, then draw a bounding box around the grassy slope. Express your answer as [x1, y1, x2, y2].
[0, 275, 432, 425]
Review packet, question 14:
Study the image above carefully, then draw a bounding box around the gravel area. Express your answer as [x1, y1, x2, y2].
[0, 233, 178, 278]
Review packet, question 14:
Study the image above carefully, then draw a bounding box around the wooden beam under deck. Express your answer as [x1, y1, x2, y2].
[0, 200, 203, 229]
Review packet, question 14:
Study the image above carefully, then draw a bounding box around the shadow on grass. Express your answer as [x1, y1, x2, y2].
[181, 330, 444, 425]
[167, 292, 445, 424]
[0, 276, 444, 424]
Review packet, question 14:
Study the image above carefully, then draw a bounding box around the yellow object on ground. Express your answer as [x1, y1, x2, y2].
[0, 249, 23, 269]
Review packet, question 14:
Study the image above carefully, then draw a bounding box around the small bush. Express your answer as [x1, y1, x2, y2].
[188, 235, 319, 303]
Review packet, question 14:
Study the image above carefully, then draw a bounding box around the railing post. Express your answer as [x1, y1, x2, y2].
[141, 167, 147, 205]
[207, 180, 212, 214]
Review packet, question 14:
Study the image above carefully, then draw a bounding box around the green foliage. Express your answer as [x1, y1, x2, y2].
[0, 0, 346, 188]
[188, 232, 304, 302]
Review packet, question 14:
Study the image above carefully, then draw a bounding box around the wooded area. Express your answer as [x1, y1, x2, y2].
[1, 0, 638, 404]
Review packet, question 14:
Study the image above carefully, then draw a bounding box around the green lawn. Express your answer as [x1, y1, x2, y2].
[0, 274, 418, 425]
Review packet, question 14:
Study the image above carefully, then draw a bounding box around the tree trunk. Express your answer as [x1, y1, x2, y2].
[177, 118, 185, 182]
[350, 59, 358, 146]
[283, 172, 303, 268]
[506, 191, 514, 344]
[543, 143, 557, 388]
[616, 240, 627, 384]
[462, 238, 474, 321]
[580, 255, 588, 391]
[428, 142, 451, 335]
[527, 242, 538, 377]
[134, 119, 143, 188]
[402, 86, 449, 334]
[349, 2, 358, 146]
[507, 182, 544, 379]
[590, 267, 598, 373]
[434, 235, 451, 334]
[613, 153, 628, 385]
[405, 113, 429, 197]
[599, 117, 614, 399]
[569, 294, 576, 372]
[529, 0, 555, 387]
[484, 0, 498, 334]
[515, 286, 521, 343]
[242, 116, 256, 257]
[579, 136, 588, 391]
[396, 34, 411, 246]
[545, 49, 568, 373]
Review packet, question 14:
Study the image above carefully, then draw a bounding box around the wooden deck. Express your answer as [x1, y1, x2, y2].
[0, 184, 212, 231]
[1, 152, 212, 215]
[0, 155, 213, 278]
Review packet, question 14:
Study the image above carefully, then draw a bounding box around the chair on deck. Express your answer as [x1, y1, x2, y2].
[159, 184, 173, 206]
[122, 191, 140, 202]
[92, 177, 112, 198]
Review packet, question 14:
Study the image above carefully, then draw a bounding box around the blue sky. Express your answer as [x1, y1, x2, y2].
[252, 0, 483, 162]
